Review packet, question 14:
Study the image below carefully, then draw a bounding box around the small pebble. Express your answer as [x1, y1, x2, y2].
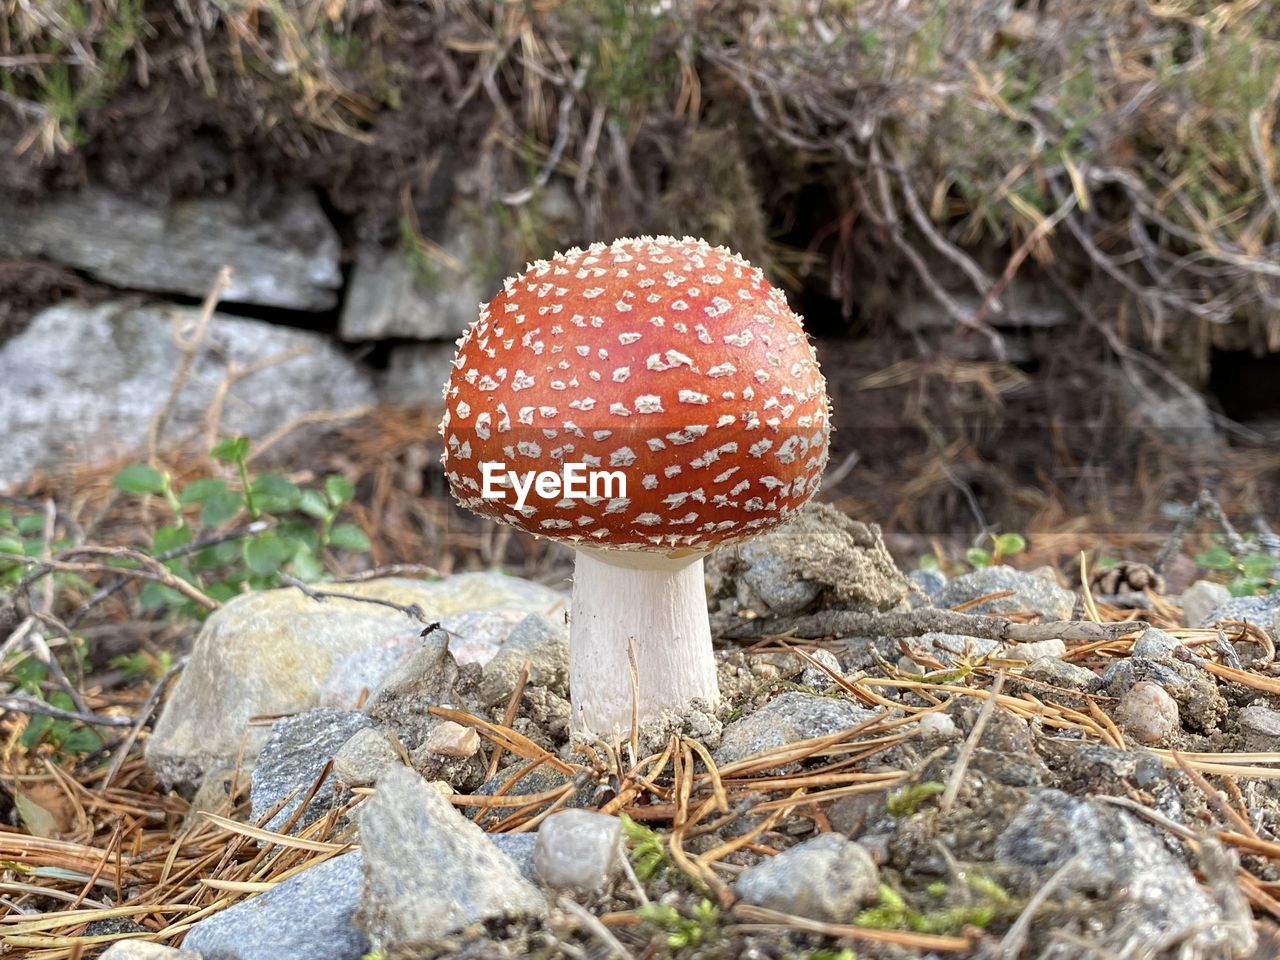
[734, 832, 879, 922]
[1239, 704, 1280, 753]
[332, 728, 402, 787]
[100, 943, 201, 960]
[1131, 627, 1179, 659]
[917, 712, 958, 740]
[799, 649, 843, 689]
[1115, 681, 1179, 743]
[533, 810, 623, 892]
[1002, 639, 1067, 661]
[826, 792, 881, 837]
[421, 721, 480, 758]
[1021, 657, 1099, 692]
[1180, 580, 1231, 628]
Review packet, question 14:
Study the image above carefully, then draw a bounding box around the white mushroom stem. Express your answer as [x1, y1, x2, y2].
[569, 546, 719, 737]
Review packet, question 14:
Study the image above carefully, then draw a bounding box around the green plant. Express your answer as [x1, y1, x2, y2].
[636, 899, 720, 949]
[856, 876, 1009, 935]
[0, 507, 74, 588]
[109, 649, 174, 682]
[1195, 540, 1278, 596]
[786, 950, 857, 960]
[110, 436, 370, 618]
[885, 781, 945, 817]
[620, 813, 673, 882]
[965, 532, 1027, 569]
[9, 655, 103, 758]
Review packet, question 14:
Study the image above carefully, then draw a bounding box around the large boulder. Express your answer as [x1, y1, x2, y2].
[145, 573, 565, 786]
[0, 301, 374, 488]
[0, 187, 341, 310]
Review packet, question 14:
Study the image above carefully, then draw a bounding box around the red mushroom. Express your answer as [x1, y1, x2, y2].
[440, 236, 830, 736]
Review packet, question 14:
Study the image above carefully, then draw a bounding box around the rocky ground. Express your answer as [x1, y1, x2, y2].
[4, 501, 1280, 959]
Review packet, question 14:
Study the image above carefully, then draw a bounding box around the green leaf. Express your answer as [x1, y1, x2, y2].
[19, 714, 54, 749]
[193, 541, 241, 570]
[206, 579, 243, 603]
[16, 514, 45, 535]
[1195, 546, 1236, 571]
[200, 489, 243, 527]
[251, 474, 302, 513]
[324, 474, 355, 508]
[0, 535, 23, 555]
[966, 547, 992, 568]
[12, 656, 48, 693]
[153, 524, 193, 554]
[1229, 575, 1267, 597]
[1240, 552, 1277, 579]
[180, 477, 230, 505]
[917, 554, 939, 571]
[994, 532, 1026, 556]
[328, 523, 371, 552]
[277, 519, 320, 554]
[298, 488, 331, 519]
[139, 581, 186, 611]
[210, 436, 250, 464]
[113, 463, 168, 495]
[56, 725, 103, 756]
[291, 545, 326, 582]
[244, 535, 291, 575]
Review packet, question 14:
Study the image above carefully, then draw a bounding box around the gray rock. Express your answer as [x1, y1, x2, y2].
[1199, 594, 1280, 639]
[1019, 656, 1099, 692]
[0, 187, 340, 310]
[1001, 638, 1067, 661]
[380, 341, 459, 408]
[908, 568, 947, 606]
[827, 791, 884, 837]
[362, 630, 462, 752]
[916, 711, 958, 739]
[0, 301, 374, 488]
[1131, 626, 1180, 658]
[99, 943, 201, 960]
[798, 649, 843, 690]
[1099, 658, 1136, 697]
[341, 244, 483, 342]
[937, 566, 1076, 620]
[146, 573, 565, 786]
[1117, 364, 1221, 453]
[1240, 704, 1280, 752]
[478, 613, 570, 708]
[705, 504, 911, 616]
[489, 832, 539, 883]
[996, 789, 1241, 955]
[739, 553, 824, 616]
[533, 810, 624, 892]
[332, 728, 403, 787]
[355, 766, 545, 953]
[715, 692, 877, 766]
[474, 764, 583, 818]
[894, 270, 1070, 332]
[319, 605, 549, 710]
[183, 851, 367, 960]
[1115, 681, 1179, 744]
[901, 632, 999, 667]
[250, 710, 374, 831]
[1181, 580, 1232, 629]
[734, 832, 879, 922]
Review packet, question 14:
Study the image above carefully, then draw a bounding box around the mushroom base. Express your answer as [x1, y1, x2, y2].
[569, 548, 720, 737]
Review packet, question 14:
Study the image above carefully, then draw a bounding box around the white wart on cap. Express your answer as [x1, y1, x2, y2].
[440, 235, 831, 551]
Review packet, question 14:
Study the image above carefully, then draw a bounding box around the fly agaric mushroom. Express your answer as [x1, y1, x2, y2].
[440, 236, 830, 736]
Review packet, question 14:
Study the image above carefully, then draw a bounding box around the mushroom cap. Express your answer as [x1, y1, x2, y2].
[440, 235, 831, 553]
